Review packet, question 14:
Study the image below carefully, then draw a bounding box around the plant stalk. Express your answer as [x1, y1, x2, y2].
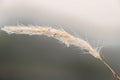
[99, 58, 120, 80]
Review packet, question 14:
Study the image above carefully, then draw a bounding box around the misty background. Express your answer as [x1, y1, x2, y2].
[0, 0, 120, 80]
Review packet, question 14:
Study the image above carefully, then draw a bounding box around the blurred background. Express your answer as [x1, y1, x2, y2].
[0, 0, 120, 80]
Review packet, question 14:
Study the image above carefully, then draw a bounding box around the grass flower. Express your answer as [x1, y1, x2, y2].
[1, 26, 120, 80]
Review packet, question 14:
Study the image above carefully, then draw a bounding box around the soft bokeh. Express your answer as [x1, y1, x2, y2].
[0, 0, 120, 80]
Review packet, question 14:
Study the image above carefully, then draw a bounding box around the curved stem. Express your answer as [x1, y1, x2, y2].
[99, 59, 120, 80]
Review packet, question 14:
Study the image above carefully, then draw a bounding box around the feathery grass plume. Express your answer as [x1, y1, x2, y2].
[1, 26, 120, 80]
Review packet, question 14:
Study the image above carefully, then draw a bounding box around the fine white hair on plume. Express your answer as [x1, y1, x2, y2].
[1, 26, 120, 80]
[1, 26, 102, 59]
